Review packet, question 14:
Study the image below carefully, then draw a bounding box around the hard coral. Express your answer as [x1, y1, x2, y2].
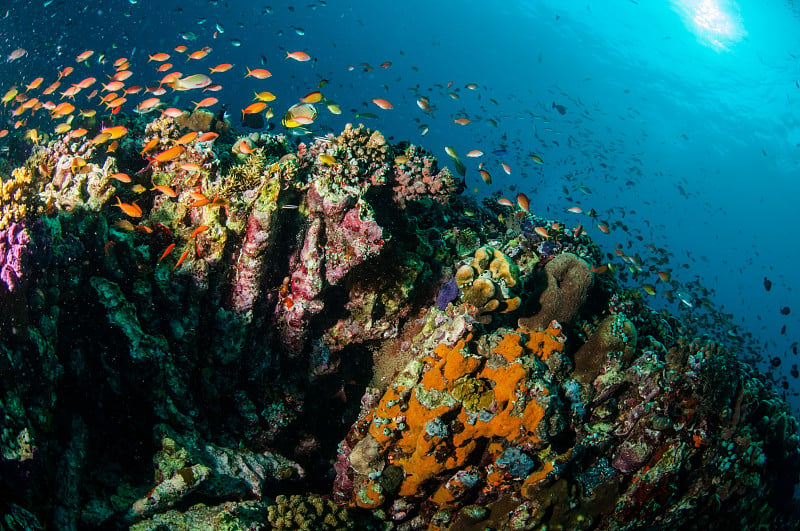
[519, 252, 593, 331]
[392, 144, 462, 208]
[0, 166, 35, 230]
[267, 494, 354, 530]
[456, 245, 522, 321]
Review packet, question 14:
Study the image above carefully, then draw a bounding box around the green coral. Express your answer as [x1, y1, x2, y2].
[267, 494, 354, 530]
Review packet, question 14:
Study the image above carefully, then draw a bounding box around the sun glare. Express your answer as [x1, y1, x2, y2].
[673, 0, 746, 50]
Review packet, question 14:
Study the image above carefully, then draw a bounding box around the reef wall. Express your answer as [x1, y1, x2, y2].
[0, 116, 798, 530]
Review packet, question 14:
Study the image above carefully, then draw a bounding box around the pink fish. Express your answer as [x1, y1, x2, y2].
[6, 48, 27, 62]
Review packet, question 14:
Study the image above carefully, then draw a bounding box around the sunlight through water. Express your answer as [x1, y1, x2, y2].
[672, 0, 747, 50]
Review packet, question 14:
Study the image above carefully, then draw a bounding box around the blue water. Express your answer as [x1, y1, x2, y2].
[3, 0, 799, 407]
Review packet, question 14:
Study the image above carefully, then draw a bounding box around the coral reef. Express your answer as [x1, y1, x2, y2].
[0, 119, 798, 531]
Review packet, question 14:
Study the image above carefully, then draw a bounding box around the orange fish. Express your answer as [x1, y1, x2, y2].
[286, 51, 311, 62]
[176, 131, 198, 145]
[113, 57, 128, 68]
[189, 190, 208, 201]
[75, 77, 97, 89]
[501, 162, 512, 175]
[103, 80, 125, 92]
[125, 85, 144, 95]
[153, 145, 185, 162]
[149, 52, 170, 62]
[301, 91, 322, 104]
[416, 97, 431, 111]
[60, 86, 80, 99]
[160, 72, 183, 85]
[102, 126, 128, 139]
[497, 198, 513, 207]
[58, 66, 74, 79]
[42, 81, 60, 95]
[114, 196, 142, 217]
[75, 50, 94, 62]
[151, 184, 177, 197]
[52, 101, 75, 117]
[466, 150, 483, 158]
[187, 48, 211, 60]
[210, 63, 233, 73]
[106, 96, 127, 109]
[136, 97, 162, 113]
[204, 84, 223, 92]
[516, 193, 530, 213]
[597, 223, 610, 234]
[245, 67, 272, 79]
[242, 101, 267, 118]
[453, 117, 470, 125]
[534, 227, 549, 239]
[189, 225, 210, 239]
[479, 169, 492, 184]
[112, 70, 133, 81]
[110, 172, 132, 183]
[100, 92, 119, 104]
[192, 97, 218, 109]
[657, 271, 671, 282]
[70, 128, 88, 139]
[567, 206, 582, 214]
[196, 131, 219, 142]
[173, 248, 191, 270]
[25, 77, 44, 91]
[238, 139, 254, 154]
[156, 63, 173, 72]
[158, 243, 176, 263]
[189, 198, 210, 208]
[162, 107, 184, 118]
[141, 137, 160, 154]
[372, 98, 393, 110]
[174, 45, 188, 53]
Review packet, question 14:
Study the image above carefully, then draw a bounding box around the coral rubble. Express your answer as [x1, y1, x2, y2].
[0, 118, 798, 530]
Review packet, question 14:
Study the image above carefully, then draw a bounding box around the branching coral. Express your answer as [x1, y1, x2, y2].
[392, 144, 462, 207]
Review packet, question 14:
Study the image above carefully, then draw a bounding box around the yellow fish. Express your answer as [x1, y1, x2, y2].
[2, 87, 18, 106]
[253, 91, 276, 102]
[318, 154, 338, 166]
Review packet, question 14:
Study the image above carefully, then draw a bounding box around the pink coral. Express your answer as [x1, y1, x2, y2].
[392, 145, 461, 207]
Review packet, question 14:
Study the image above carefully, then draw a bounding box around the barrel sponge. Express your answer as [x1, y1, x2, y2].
[489, 247, 519, 288]
[455, 264, 476, 288]
[518, 252, 593, 332]
[466, 277, 496, 308]
[471, 245, 493, 272]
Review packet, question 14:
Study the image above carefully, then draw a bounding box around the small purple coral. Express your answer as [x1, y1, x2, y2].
[0, 221, 32, 293]
[435, 278, 459, 310]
